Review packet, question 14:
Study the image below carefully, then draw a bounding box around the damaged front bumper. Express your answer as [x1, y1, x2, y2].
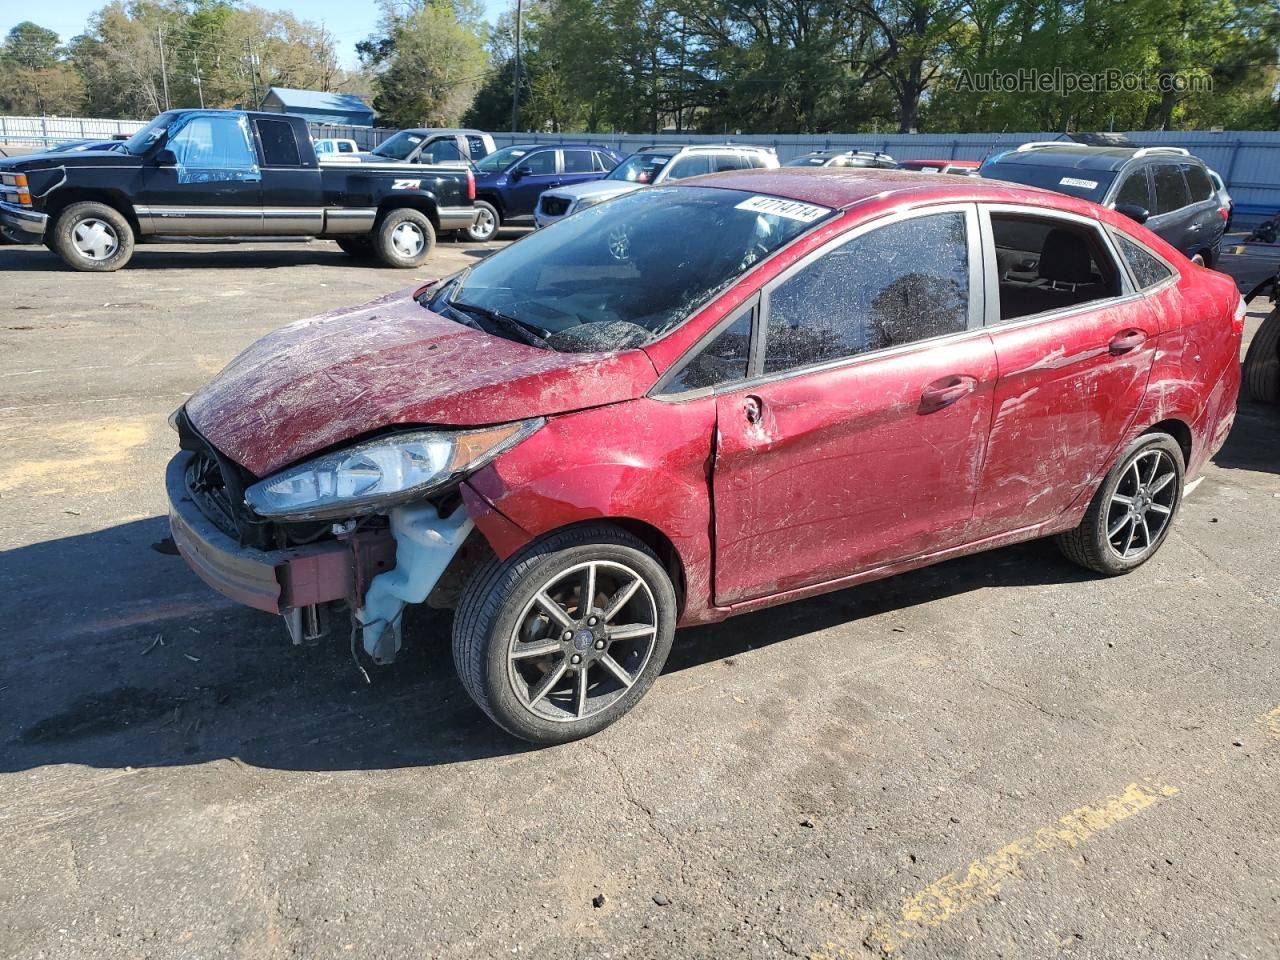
[0, 200, 47, 242]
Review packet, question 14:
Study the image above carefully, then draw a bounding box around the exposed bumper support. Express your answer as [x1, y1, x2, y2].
[356, 503, 474, 664]
[437, 205, 480, 231]
[0, 200, 48, 241]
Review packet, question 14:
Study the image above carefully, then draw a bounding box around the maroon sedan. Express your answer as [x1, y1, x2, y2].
[168, 169, 1243, 743]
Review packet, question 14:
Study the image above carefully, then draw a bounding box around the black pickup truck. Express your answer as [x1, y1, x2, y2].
[0, 109, 478, 271]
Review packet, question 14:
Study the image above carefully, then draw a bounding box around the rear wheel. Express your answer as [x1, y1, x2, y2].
[1243, 309, 1280, 404]
[372, 208, 436, 267]
[1056, 433, 1184, 576]
[51, 201, 135, 272]
[465, 201, 500, 242]
[453, 524, 677, 744]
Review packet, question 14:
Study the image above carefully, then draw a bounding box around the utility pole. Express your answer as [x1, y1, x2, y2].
[510, 0, 523, 132]
[157, 25, 171, 111]
[193, 52, 205, 108]
[245, 38, 260, 106]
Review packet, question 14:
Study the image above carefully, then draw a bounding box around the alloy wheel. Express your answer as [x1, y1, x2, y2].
[72, 218, 118, 261]
[1105, 448, 1178, 560]
[506, 560, 658, 723]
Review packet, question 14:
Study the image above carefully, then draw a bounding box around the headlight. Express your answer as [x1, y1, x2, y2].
[573, 197, 601, 213]
[244, 419, 542, 520]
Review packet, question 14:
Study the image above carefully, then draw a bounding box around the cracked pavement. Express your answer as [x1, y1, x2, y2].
[1, 235, 1278, 959]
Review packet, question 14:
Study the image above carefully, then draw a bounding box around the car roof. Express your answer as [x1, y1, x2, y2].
[985, 143, 1199, 173]
[637, 143, 773, 155]
[402, 128, 487, 137]
[681, 167, 1114, 214]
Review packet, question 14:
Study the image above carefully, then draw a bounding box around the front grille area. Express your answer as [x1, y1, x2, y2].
[540, 195, 570, 217]
[186, 451, 238, 537]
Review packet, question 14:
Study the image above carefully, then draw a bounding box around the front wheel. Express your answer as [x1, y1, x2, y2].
[1056, 432, 1185, 576]
[372, 208, 436, 267]
[452, 524, 677, 744]
[51, 201, 135, 272]
[1243, 309, 1280, 404]
[465, 201, 500, 242]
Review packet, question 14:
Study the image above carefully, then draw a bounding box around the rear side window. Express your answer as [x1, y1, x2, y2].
[662, 308, 754, 393]
[256, 118, 300, 166]
[763, 212, 970, 375]
[338, 141, 354, 153]
[592, 151, 614, 172]
[989, 215, 1122, 322]
[466, 135, 488, 159]
[562, 149, 594, 174]
[1152, 164, 1191, 214]
[1182, 163, 1214, 202]
[1114, 234, 1175, 289]
[667, 154, 713, 180]
[1115, 169, 1151, 209]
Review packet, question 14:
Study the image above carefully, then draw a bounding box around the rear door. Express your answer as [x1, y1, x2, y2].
[969, 205, 1159, 537]
[558, 148, 600, 190]
[135, 112, 263, 235]
[1147, 162, 1196, 257]
[711, 205, 998, 605]
[253, 116, 323, 234]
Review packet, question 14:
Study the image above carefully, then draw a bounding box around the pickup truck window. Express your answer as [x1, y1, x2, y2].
[168, 113, 260, 184]
[257, 118, 301, 166]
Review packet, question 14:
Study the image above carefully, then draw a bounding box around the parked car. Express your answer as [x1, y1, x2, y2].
[980, 143, 1227, 265]
[533, 144, 779, 229]
[896, 159, 981, 175]
[167, 168, 1241, 744]
[363, 128, 495, 166]
[0, 109, 477, 271]
[314, 137, 359, 156]
[1208, 169, 1234, 231]
[784, 150, 896, 168]
[467, 143, 622, 242]
[45, 139, 126, 154]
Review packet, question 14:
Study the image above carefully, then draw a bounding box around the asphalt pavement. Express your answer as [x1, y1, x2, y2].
[1, 233, 1278, 960]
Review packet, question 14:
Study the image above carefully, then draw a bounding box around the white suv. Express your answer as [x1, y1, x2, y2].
[534, 144, 779, 228]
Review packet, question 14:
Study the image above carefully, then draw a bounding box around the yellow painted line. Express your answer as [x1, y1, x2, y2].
[1260, 707, 1280, 740]
[821, 781, 1180, 957]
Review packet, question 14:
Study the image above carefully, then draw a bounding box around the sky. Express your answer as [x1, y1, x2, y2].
[3, 0, 510, 68]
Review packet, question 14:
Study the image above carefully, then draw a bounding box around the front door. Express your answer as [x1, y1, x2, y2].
[505, 149, 560, 218]
[135, 112, 263, 235]
[969, 207, 1159, 537]
[712, 206, 997, 606]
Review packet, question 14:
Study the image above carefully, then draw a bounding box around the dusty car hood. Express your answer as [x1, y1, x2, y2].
[548, 180, 643, 202]
[185, 289, 658, 477]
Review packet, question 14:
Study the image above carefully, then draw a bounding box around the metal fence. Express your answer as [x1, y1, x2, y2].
[5, 115, 1278, 215]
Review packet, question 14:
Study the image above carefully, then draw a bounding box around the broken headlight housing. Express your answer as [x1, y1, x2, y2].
[244, 419, 542, 521]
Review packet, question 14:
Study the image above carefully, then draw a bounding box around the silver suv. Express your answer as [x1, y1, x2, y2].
[534, 144, 779, 228]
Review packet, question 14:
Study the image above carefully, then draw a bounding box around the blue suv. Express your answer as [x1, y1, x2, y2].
[466, 143, 621, 241]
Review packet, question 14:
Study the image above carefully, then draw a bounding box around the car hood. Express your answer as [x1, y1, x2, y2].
[547, 180, 642, 202]
[185, 289, 658, 477]
[0, 151, 139, 173]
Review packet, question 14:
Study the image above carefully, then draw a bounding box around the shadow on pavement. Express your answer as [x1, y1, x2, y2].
[1211, 399, 1280, 475]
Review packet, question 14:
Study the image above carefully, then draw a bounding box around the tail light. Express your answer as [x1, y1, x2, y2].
[1231, 295, 1246, 335]
[466, 168, 475, 202]
[1219, 206, 1229, 221]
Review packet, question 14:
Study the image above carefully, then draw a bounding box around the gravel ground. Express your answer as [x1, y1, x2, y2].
[1, 233, 1278, 960]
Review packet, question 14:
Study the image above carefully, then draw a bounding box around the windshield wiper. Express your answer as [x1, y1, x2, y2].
[450, 300, 552, 349]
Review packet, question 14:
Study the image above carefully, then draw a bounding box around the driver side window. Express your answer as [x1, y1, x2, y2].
[517, 150, 557, 175]
[167, 113, 259, 183]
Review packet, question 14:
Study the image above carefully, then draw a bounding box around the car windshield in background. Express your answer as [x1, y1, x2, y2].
[607, 153, 674, 184]
[980, 162, 1117, 203]
[785, 156, 829, 167]
[123, 112, 178, 155]
[474, 146, 531, 173]
[372, 131, 425, 160]
[441, 186, 834, 353]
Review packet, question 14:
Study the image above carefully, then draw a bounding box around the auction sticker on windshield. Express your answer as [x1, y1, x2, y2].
[734, 196, 831, 222]
[1059, 176, 1099, 189]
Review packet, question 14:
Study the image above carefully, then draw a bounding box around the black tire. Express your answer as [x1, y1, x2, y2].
[372, 208, 436, 268]
[50, 201, 135, 272]
[1056, 432, 1185, 576]
[1243, 309, 1280, 404]
[465, 200, 500, 242]
[452, 524, 677, 744]
[335, 237, 373, 258]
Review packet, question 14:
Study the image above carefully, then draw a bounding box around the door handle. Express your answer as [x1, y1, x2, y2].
[1109, 329, 1148, 354]
[743, 395, 763, 424]
[919, 375, 976, 413]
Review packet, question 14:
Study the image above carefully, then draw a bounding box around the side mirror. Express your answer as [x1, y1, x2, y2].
[1115, 203, 1150, 225]
[156, 148, 177, 167]
[512, 164, 532, 180]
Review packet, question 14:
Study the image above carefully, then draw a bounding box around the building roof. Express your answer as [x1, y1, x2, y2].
[261, 87, 373, 122]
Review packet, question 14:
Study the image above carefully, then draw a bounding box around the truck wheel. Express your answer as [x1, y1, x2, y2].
[1243, 309, 1280, 404]
[453, 523, 677, 744]
[335, 237, 373, 258]
[465, 201, 500, 242]
[372, 208, 435, 268]
[51, 201, 135, 272]
[1055, 432, 1184, 576]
